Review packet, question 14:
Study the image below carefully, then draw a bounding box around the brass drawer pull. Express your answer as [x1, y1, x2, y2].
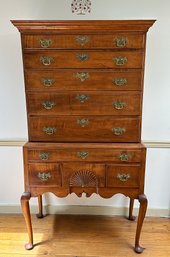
[112, 101, 126, 110]
[37, 172, 51, 181]
[114, 37, 128, 48]
[43, 127, 56, 135]
[77, 118, 89, 127]
[117, 173, 130, 182]
[75, 72, 89, 82]
[40, 56, 54, 66]
[113, 57, 127, 66]
[118, 153, 131, 162]
[39, 39, 52, 48]
[77, 53, 89, 62]
[77, 151, 89, 159]
[76, 94, 90, 103]
[76, 35, 90, 46]
[113, 78, 127, 86]
[39, 152, 49, 161]
[42, 78, 55, 87]
[112, 127, 126, 136]
[42, 101, 55, 110]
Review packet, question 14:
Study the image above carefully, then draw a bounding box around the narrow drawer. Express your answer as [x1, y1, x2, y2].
[27, 91, 141, 116]
[25, 69, 143, 91]
[28, 163, 61, 186]
[106, 164, 141, 188]
[62, 163, 105, 187]
[28, 148, 143, 163]
[24, 50, 144, 69]
[28, 116, 141, 142]
[22, 34, 144, 49]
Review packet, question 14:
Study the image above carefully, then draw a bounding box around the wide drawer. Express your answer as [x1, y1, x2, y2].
[28, 163, 61, 187]
[28, 116, 141, 142]
[62, 163, 105, 187]
[27, 147, 143, 163]
[25, 69, 143, 91]
[27, 91, 141, 116]
[24, 50, 144, 69]
[106, 164, 141, 188]
[22, 34, 144, 49]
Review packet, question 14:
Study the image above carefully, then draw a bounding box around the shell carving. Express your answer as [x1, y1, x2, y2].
[69, 170, 98, 187]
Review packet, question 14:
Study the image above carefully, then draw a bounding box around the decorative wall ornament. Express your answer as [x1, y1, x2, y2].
[71, 0, 92, 15]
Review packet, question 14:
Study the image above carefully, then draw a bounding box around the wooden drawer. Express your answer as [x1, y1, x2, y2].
[62, 163, 105, 187]
[25, 69, 143, 91]
[27, 92, 70, 115]
[24, 50, 144, 69]
[28, 163, 61, 186]
[22, 34, 144, 49]
[27, 147, 143, 163]
[28, 116, 141, 142]
[27, 91, 141, 116]
[106, 164, 141, 188]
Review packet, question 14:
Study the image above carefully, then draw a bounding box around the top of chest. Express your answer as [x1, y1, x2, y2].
[11, 20, 155, 50]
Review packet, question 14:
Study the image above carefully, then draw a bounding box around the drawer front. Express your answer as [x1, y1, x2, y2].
[62, 163, 105, 187]
[27, 93, 70, 115]
[23, 34, 144, 49]
[27, 91, 141, 116]
[25, 70, 143, 91]
[106, 164, 141, 188]
[28, 116, 141, 142]
[24, 51, 144, 69]
[28, 163, 61, 186]
[28, 148, 143, 163]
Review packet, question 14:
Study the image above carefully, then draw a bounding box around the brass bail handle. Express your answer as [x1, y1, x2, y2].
[40, 56, 54, 66]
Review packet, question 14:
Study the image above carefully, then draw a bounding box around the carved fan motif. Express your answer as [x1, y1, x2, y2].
[69, 170, 98, 187]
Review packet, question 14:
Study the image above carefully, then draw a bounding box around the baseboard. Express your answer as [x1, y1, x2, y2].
[0, 204, 169, 218]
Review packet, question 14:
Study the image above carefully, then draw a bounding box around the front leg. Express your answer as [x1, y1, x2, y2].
[21, 192, 34, 250]
[135, 194, 148, 253]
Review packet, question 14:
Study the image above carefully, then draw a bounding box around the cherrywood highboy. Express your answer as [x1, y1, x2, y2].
[11, 20, 155, 253]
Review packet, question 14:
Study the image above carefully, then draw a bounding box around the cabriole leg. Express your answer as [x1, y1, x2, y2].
[135, 194, 148, 253]
[129, 198, 136, 221]
[36, 195, 44, 218]
[21, 192, 34, 250]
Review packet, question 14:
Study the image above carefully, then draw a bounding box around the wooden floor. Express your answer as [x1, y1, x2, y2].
[0, 214, 169, 257]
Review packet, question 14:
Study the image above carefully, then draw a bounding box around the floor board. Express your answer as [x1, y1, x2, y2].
[0, 214, 169, 257]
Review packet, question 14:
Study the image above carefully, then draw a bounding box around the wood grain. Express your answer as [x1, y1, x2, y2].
[0, 214, 169, 257]
[24, 50, 144, 69]
[28, 116, 141, 142]
[22, 33, 144, 49]
[25, 69, 143, 92]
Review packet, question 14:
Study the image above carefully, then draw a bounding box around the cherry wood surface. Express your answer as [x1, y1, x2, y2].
[28, 116, 141, 142]
[22, 33, 145, 49]
[25, 69, 143, 92]
[27, 148, 143, 163]
[28, 163, 61, 187]
[24, 50, 144, 69]
[11, 19, 155, 33]
[106, 164, 141, 188]
[27, 91, 141, 116]
[12, 20, 155, 253]
[23, 142, 146, 198]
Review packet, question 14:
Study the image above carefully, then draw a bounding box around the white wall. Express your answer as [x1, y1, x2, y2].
[0, 0, 170, 215]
